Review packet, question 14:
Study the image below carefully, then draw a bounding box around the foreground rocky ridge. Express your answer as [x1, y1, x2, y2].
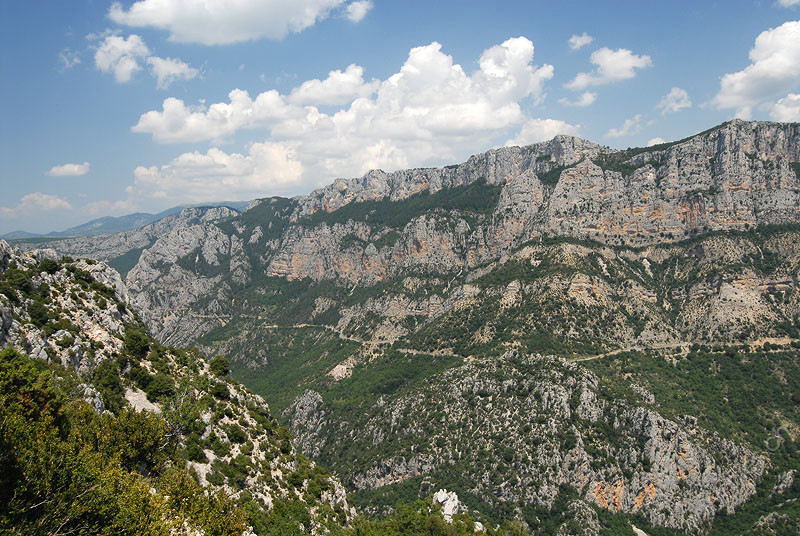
[0, 241, 354, 535]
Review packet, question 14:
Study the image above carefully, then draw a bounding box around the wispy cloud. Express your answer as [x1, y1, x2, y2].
[568, 33, 593, 50]
[147, 56, 199, 89]
[57, 48, 81, 72]
[346, 0, 373, 22]
[559, 91, 597, 107]
[655, 87, 691, 115]
[605, 114, 642, 138]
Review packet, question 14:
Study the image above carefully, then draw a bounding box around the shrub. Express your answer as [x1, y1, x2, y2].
[210, 355, 230, 377]
[146, 373, 175, 402]
[184, 442, 208, 463]
[124, 328, 150, 358]
[93, 360, 124, 414]
[27, 300, 50, 327]
[129, 364, 153, 391]
[39, 258, 59, 275]
[0, 268, 32, 302]
[226, 424, 247, 444]
[211, 382, 230, 400]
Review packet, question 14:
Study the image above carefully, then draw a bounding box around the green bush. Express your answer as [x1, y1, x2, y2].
[0, 268, 32, 302]
[145, 373, 175, 402]
[128, 364, 152, 391]
[124, 328, 150, 358]
[27, 300, 50, 327]
[184, 441, 208, 463]
[226, 423, 247, 444]
[93, 360, 124, 414]
[210, 355, 230, 377]
[211, 382, 230, 400]
[38, 258, 59, 275]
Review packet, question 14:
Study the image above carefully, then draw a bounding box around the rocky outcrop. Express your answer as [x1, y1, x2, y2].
[556, 500, 601, 536]
[285, 390, 328, 458]
[432, 489, 463, 522]
[0, 245, 134, 375]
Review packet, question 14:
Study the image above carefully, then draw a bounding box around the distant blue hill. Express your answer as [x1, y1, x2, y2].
[1, 201, 250, 240]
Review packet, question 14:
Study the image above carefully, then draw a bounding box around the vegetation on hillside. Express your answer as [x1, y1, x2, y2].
[301, 178, 503, 230]
[0, 346, 248, 535]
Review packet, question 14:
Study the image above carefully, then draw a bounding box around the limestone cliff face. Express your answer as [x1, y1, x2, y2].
[126, 220, 249, 345]
[270, 120, 800, 284]
[291, 134, 605, 220]
[541, 121, 800, 243]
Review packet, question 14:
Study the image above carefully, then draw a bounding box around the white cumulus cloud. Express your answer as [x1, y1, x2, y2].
[656, 87, 692, 115]
[46, 162, 91, 176]
[132, 143, 303, 201]
[132, 90, 297, 143]
[559, 91, 597, 107]
[132, 37, 553, 148]
[346, 0, 373, 22]
[647, 137, 666, 146]
[771, 93, 800, 120]
[505, 118, 581, 146]
[0, 193, 72, 218]
[568, 33, 593, 50]
[605, 114, 643, 138]
[147, 56, 199, 89]
[566, 47, 652, 90]
[289, 64, 378, 105]
[94, 34, 150, 83]
[109, 0, 350, 45]
[711, 20, 800, 118]
[93, 33, 199, 89]
[777, 0, 800, 7]
[127, 36, 569, 203]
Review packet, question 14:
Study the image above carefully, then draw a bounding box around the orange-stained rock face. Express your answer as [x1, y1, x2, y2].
[633, 482, 658, 511]
[592, 479, 625, 512]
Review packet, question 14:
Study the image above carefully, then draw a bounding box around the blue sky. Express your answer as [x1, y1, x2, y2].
[1, 0, 800, 234]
